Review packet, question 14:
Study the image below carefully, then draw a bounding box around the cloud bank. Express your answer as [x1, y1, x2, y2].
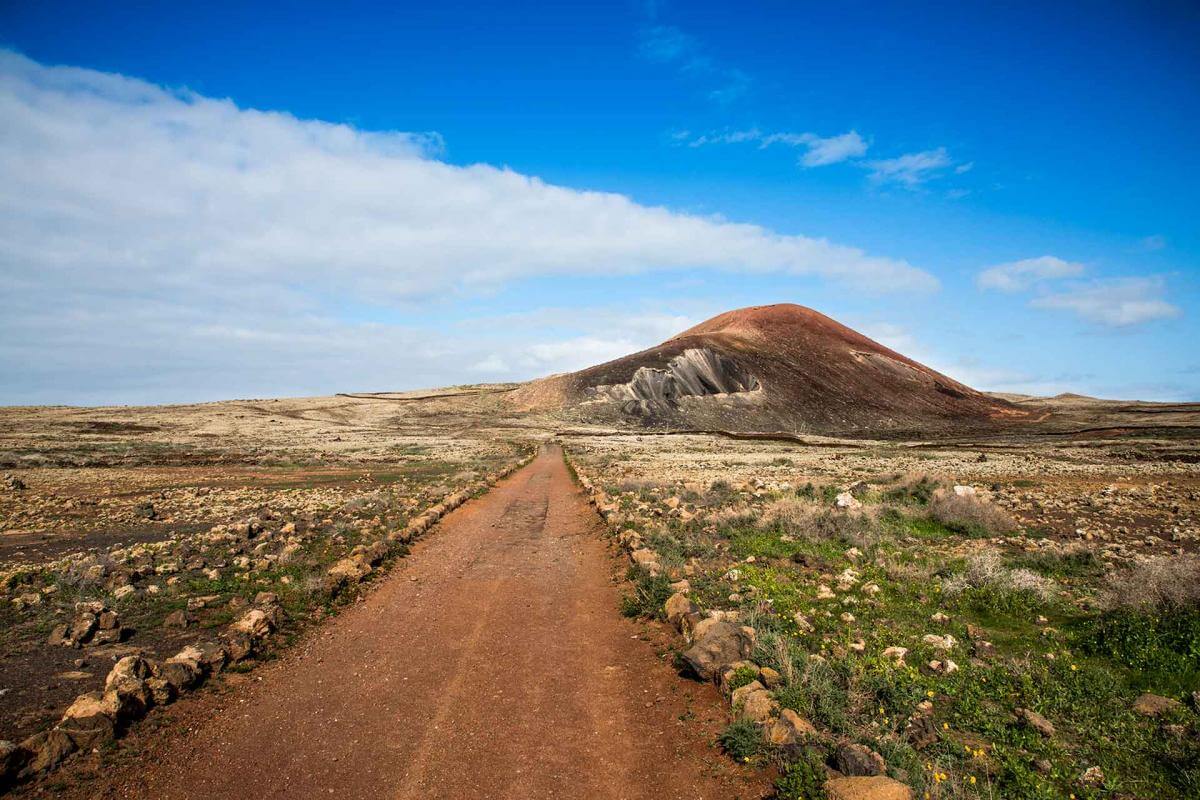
[0, 50, 937, 404]
[0, 50, 934, 301]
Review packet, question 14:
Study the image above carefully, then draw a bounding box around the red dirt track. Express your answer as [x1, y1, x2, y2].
[70, 445, 767, 800]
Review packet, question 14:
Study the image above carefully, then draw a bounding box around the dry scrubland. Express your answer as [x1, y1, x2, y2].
[2, 385, 1200, 799]
[0, 389, 534, 790]
[564, 431, 1200, 799]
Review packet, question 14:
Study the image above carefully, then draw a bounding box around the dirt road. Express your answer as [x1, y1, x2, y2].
[76, 445, 767, 800]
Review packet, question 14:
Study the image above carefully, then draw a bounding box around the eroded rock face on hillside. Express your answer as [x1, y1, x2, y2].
[583, 348, 760, 417]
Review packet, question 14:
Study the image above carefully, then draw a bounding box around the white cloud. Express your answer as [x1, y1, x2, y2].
[683, 128, 867, 167]
[1031, 277, 1182, 327]
[797, 131, 868, 167]
[865, 147, 954, 187]
[976, 256, 1086, 292]
[1140, 235, 1166, 252]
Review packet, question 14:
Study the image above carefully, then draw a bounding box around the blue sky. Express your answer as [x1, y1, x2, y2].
[1, 0, 1197, 404]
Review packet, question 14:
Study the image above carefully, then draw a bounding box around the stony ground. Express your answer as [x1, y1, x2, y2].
[3, 390, 1199, 799]
[562, 431, 1200, 799]
[0, 389, 536, 787]
[40, 447, 769, 800]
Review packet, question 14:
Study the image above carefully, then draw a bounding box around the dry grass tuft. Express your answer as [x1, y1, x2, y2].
[943, 550, 1057, 601]
[1100, 556, 1200, 612]
[928, 489, 1018, 536]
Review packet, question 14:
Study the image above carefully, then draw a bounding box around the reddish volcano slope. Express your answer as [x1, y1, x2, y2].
[510, 303, 1025, 436]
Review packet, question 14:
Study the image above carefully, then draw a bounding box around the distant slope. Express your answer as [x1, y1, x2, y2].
[509, 303, 1027, 436]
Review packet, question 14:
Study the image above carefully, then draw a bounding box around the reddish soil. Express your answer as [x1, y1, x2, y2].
[54, 446, 769, 800]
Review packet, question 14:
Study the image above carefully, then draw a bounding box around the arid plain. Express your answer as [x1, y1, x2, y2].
[3, 307, 1200, 799]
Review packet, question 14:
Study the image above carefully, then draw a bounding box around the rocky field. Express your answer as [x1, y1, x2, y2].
[3, 386, 1200, 799]
[563, 431, 1200, 799]
[0, 391, 535, 790]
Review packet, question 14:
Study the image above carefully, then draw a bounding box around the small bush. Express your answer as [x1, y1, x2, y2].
[943, 551, 1057, 612]
[727, 664, 760, 692]
[619, 571, 674, 619]
[775, 747, 827, 799]
[716, 719, 764, 760]
[928, 490, 1018, 536]
[757, 497, 816, 535]
[1100, 556, 1200, 613]
[884, 474, 941, 505]
[776, 656, 851, 733]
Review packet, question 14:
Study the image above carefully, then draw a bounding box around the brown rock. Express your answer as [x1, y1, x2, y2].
[89, 626, 124, 645]
[104, 655, 152, 691]
[147, 677, 176, 706]
[66, 613, 98, 646]
[825, 775, 913, 800]
[159, 659, 202, 691]
[1132, 693, 1183, 718]
[46, 623, 70, 647]
[759, 666, 783, 689]
[768, 709, 818, 745]
[730, 680, 764, 707]
[905, 714, 938, 749]
[17, 730, 76, 778]
[230, 608, 273, 640]
[680, 621, 755, 681]
[58, 714, 115, 750]
[224, 631, 254, 663]
[664, 592, 699, 629]
[836, 742, 888, 776]
[163, 609, 193, 628]
[739, 689, 778, 723]
[61, 692, 108, 722]
[194, 641, 228, 673]
[1016, 707, 1055, 738]
[1, 739, 24, 782]
[327, 554, 372, 584]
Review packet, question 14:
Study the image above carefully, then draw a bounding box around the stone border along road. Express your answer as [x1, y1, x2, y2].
[46, 444, 769, 800]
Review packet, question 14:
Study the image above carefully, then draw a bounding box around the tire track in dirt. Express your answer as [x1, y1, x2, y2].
[65, 445, 767, 800]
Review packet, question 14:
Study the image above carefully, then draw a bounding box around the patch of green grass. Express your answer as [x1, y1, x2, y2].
[1009, 549, 1103, 579]
[728, 530, 797, 560]
[1076, 607, 1200, 696]
[884, 511, 961, 541]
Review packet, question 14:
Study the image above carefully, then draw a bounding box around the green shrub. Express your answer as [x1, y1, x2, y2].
[716, 719, 764, 760]
[884, 475, 940, 506]
[727, 664, 760, 691]
[775, 747, 827, 799]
